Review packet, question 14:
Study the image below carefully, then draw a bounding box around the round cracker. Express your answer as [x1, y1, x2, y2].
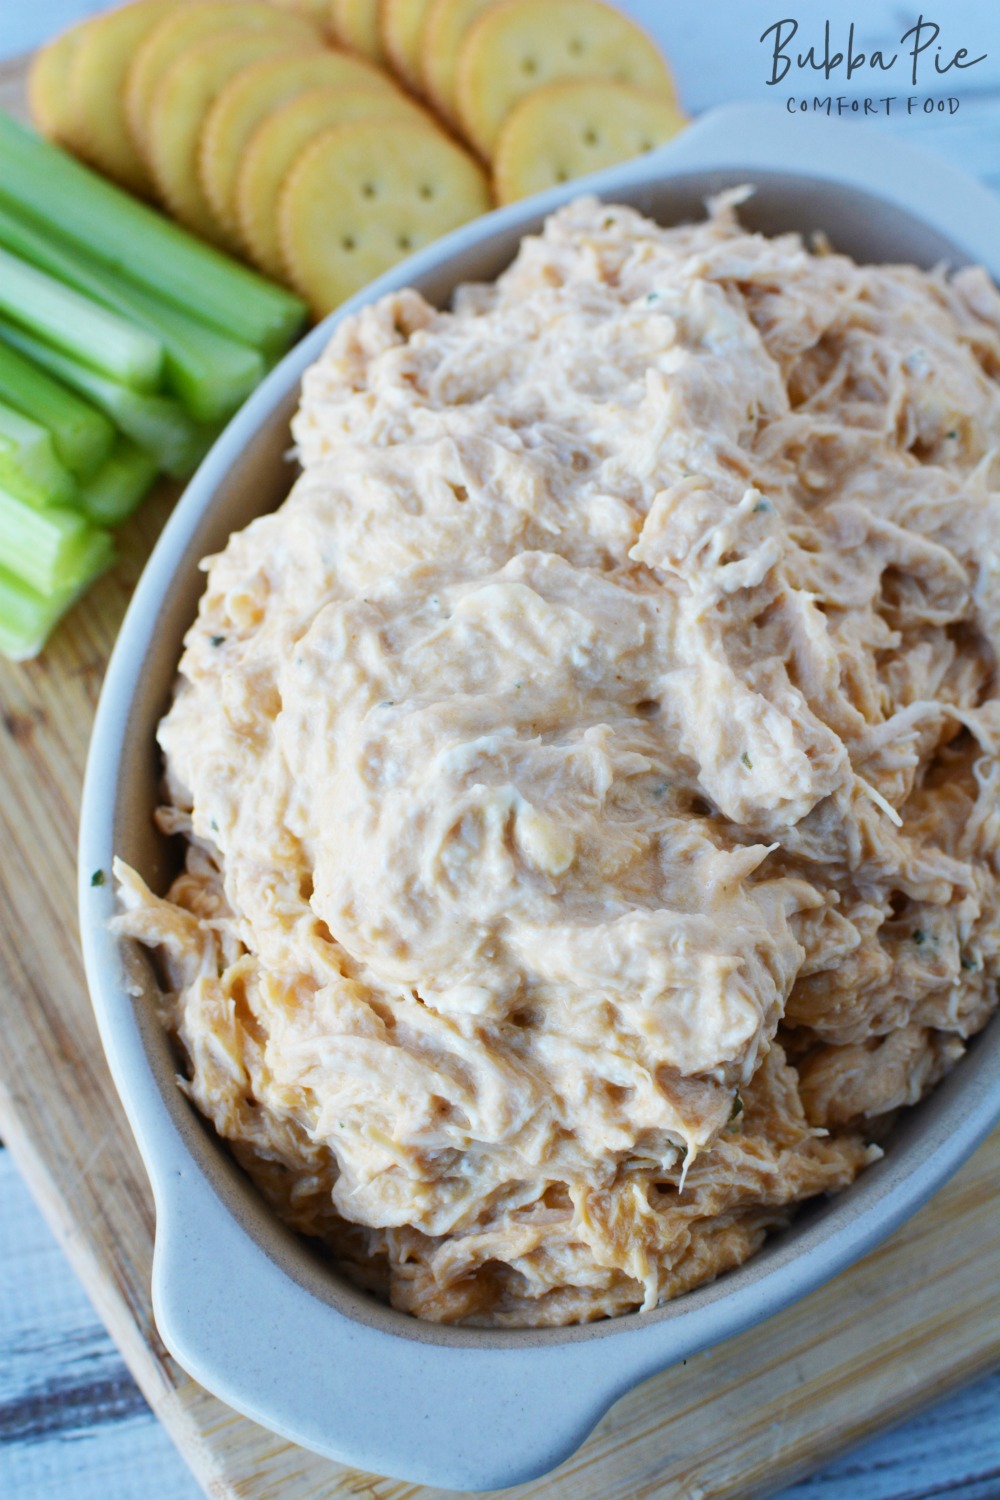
[330, 0, 386, 63]
[27, 19, 89, 146]
[147, 33, 305, 245]
[493, 78, 686, 204]
[279, 117, 491, 316]
[125, 1, 320, 160]
[237, 85, 424, 278]
[420, 0, 492, 124]
[69, 0, 190, 197]
[201, 48, 397, 238]
[379, 0, 433, 91]
[455, 0, 676, 159]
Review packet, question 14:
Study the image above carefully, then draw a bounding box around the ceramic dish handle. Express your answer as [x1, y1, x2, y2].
[147, 1146, 671, 1490]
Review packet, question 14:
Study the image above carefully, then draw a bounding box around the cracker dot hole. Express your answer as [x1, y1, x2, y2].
[583, 127, 599, 146]
[342, 235, 356, 251]
[555, 168, 570, 182]
[398, 233, 413, 250]
[521, 55, 538, 76]
[419, 183, 435, 199]
[361, 181, 377, 199]
[568, 37, 584, 55]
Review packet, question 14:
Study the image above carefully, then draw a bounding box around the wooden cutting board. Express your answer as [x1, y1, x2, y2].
[1, 50, 998, 1500]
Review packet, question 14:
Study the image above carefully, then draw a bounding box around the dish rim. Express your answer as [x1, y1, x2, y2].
[78, 103, 1000, 1490]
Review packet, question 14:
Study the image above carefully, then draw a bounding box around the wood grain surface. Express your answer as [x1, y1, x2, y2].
[1, 40, 999, 1500]
[4, 1139, 998, 1500]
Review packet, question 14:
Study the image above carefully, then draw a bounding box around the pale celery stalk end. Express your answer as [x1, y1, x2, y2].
[0, 201, 266, 423]
[79, 438, 159, 527]
[0, 245, 164, 392]
[0, 534, 114, 661]
[0, 321, 206, 478]
[0, 113, 307, 356]
[0, 479, 95, 594]
[0, 397, 77, 507]
[0, 338, 115, 478]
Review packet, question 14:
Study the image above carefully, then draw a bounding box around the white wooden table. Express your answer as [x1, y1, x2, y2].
[1, 3, 999, 1497]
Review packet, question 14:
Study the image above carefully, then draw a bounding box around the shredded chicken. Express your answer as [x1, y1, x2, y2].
[115, 194, 1000, 1325]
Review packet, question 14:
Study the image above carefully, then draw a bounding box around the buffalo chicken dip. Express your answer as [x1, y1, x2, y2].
[115, 195, 1000, 1326]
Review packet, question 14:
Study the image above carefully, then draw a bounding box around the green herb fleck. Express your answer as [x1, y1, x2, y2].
[947, 430, 958, 440]
[741, 750, 753, 770]
[961, 953, 979, 971]
[90, 868, 105, 887]
[730, 1092, 744, 1121]
[378, 700, 395, 708]
[210, 634, 226, 647]
[913, 928, 926, 945]
[753, 498, 772, 514]
[210, 819, 219, 832]
[651, 780, 669, 798]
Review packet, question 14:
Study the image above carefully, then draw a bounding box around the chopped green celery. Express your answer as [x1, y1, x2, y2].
[0, 114, 307, 356]
[0, 338, 114, 478]
[79, 438, 158, 526]
[0, 480, 112, 595]
[0, 322, 217, 479]
[0, 204, 265, 422]
[0, 540, 114, 660]
[0, 398, 76, 507]
[0, 245, 163, 392]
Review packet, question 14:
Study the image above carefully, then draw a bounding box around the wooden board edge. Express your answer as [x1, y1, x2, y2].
[751, 1345, 1000, 1500]
[0, 1082, 234, 1499]
[3, 1060, 998, 1500]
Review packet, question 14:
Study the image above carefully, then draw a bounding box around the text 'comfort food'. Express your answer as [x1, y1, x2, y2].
[116, 197, 1000, 1326]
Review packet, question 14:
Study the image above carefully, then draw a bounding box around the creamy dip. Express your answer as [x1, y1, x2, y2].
[116, 195, 1000, 1325]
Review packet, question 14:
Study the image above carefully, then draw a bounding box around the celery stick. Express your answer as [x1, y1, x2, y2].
[0, 113, 306, 355]
[0, 338, 114, 478]
[79, 438, 158, 527]
[0, 541, 113, 660]
[0, 204, 265, 422]
[0, 246, 163, 392]
[0, 480, 112, 595]
[0, 398, 76, 507]
[0, 322, 216, 480]
[0, 565, 79, 660]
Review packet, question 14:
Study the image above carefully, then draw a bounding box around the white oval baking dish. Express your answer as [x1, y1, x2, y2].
[79, 103, 1000, 1492]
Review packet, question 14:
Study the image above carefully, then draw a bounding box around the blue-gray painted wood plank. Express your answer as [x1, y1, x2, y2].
[0, 1149, 202, 1500]
[6, 1148, 996, 1500]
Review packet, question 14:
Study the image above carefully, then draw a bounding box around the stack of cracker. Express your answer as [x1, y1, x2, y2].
[363, 0, 686, 199]
[29, 0, 685, 319]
